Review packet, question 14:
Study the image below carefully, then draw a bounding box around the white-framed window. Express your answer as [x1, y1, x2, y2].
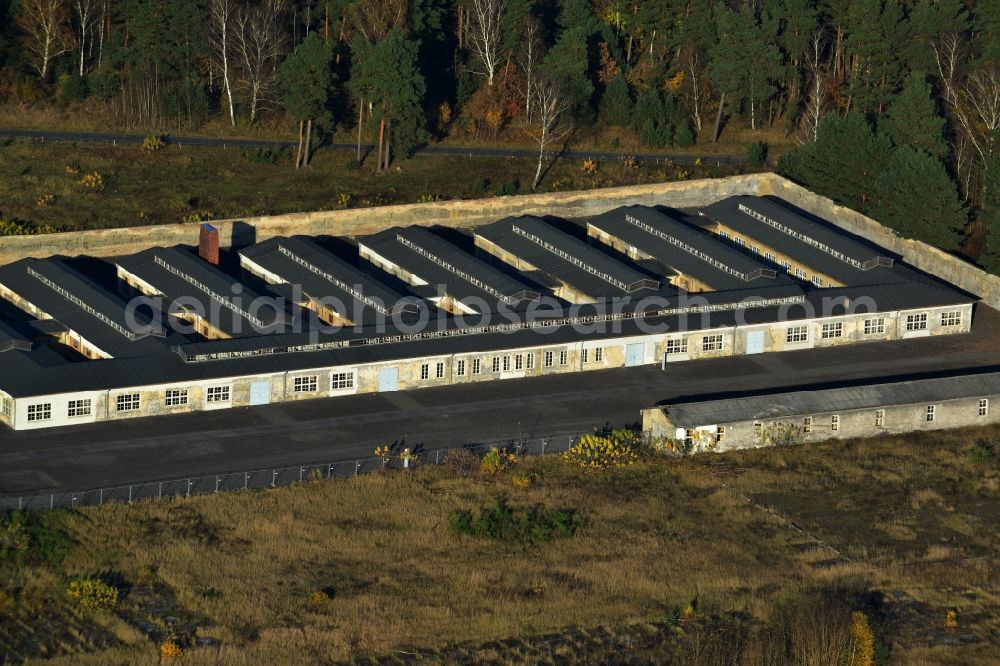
[906, 313, 928, 331]
[67, 399, 92, 418]
[116, 393, 140, 412]
[811, 275, 823, 287]
[753, 421, 762, 438]
[456, 360, 466, 376]
[683, 429, 693, 446]
[803, 416, 813, 433]
[502, 355, 511, 372]
[979, 398, 989, 417]
[781, 261, 791, 273]
[420, 364, 430, 380]
[492, 357, 501, 373]
[594, 347, 604, 362]
[206, 385, 231, 403]
[875, 409, 885, 427]
[864, 318, 885, 335]
[719, 229, 730, 239]
[0, 397, 10, 417]
[581, 348, 589, 363]
[831, 415, 840, 431]
[331, 372, 355, 390]
[764, 252, 776, 263]
[941, 311, 962, 327]
[559, 350, 568, 366]
[925, 405, 936, 422]
[27, 403, 51, 422]
[821, 322, 843, 339]
[795, 267, 806, 280]
[702, 334, 723, 352]
[473, 358, 482, 375]
[165, 389, 189, 406]
[734, 237, 746, 248]
[750, 245, 760, 255]
[526, 353, 535, 369]
[717, 426, 726, 442]
[515, 354, 524, 370]
[436, 362, 445, 378]
[786, 326, 808, 343]
[544, 351, 554, 367]
[294, 375, 318, 393]
[666, 338, 688, 354]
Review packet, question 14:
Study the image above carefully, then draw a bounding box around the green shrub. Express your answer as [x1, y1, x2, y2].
[66, 577, 119, 611]
[244, 146, 287, 164]
[967, 442, 995, 465]
[471, 177, 490, 194]
[142, 134, 166, 152]
[496, 179, 519, 196]
[449, 498, 581, 546]
[746, 141, 769, 167]
[57, 74, 88, 104]
[0, 510, 74, 567]
[343, 158, 362, 171]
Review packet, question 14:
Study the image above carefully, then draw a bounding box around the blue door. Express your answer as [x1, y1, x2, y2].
[250, 381, 271, 405]
[625, 343, 644, 367]
[378, 367, 399, 392]
[746, 331, 765, 355]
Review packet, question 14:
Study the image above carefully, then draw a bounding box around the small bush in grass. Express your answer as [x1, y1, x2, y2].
[746, 141, 768, 167]
[343, 157, 362, 170]
[309, 590, 331, 612]
[78, 171, 104, 192]
[336, 192, 352, 208]
[443, 448, 480, 477]
[479, 447, 518, 478]
[449, 498, 581, 545]
[142, 134, 166, 152]
[66, 577, 119, 611]
[471, 177, 490, 194]
[562, 428, 640, 470]
[511, 473, 533, 489]
[244, 146, 287, 164]
[496, 179, 519, 196]
[849, 611, 875, 666]
[160, 640, 183, 658]
[0, 510, 73, 566]
[967, 442, 995, 465]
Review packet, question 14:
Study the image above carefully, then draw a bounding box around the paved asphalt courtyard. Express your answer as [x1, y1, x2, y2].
[2, 306, 1000, 494]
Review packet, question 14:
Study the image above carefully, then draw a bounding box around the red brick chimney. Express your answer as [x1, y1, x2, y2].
[199, 223, 220, 265]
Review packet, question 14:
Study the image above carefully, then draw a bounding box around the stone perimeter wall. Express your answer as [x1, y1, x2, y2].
[1, 172, 998, 307]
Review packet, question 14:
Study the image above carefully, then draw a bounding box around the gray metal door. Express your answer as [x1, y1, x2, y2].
[378, 367, 399, 392]
[625, 343, 644, 367]
[250, 381, 271, 406]
[746, 331, 765, 355]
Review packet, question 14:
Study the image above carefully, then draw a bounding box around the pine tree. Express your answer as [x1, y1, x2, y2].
[779, 112, 893, 213]
[873, 146, 967, 250]
[983, 210, 1000, 274]
[281, 32, 335, 168]
[881, 71, 948, 158]
[843, 0, 902, 116]
[708, 2, 784, 131]
[598, 74, 631, 126]
[350, 29, 427, 166]
[973, 2, 1000, 62]
[542, 26, 594, 118]
[903, 0, 969, 73]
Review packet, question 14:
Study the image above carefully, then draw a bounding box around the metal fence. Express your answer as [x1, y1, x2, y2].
[0, 434, 580, 512]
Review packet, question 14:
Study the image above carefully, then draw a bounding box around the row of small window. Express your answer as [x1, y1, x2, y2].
[749, 400, 990, 435]
[665, 335, 723, 354]
[720, 230, 833, 287]
[422, 350, 576, 380]
[292, 373, 356, 392]
[784, 311, 964, 345]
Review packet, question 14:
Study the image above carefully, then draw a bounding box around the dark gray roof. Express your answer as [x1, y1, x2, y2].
[588, 206, 783, 291]
[0, 257, 164, 357]
[358, 227, 539, 310]
[117, 246, 289, 337]
[700, 196, 895, 284]
[475, 216, 661, 297]
[662, 370, 1000, 426]
[0, 317, 31, 354]
[239, 236, 418, 321]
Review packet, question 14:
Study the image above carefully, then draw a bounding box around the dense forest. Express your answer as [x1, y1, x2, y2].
[0, 1, 998, 266]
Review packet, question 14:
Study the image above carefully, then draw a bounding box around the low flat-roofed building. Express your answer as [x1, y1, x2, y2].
[358, 226, 539, 314]
[240, 236, 420, 326]
[700, 195, 896, 288]
[643, 369, 1000, 453]
[475, 215, 661, 302]
[117, 246, 289, 339]
[0, 257, 164, 359]
[588, 205, 783, 292]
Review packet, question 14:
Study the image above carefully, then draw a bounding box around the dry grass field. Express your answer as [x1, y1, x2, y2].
[0, 137, 754, 235]
[1, 425, 998, 665]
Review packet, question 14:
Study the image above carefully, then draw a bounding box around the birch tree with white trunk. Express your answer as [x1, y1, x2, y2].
[233, 0, 286, 124]
[464, 0, 506, 87]
[209, 0, 238, 127]
[17, 0, 72, 79]
[72, 0, 99, 77]
[516, 17, 543, 121]
[801, 31, 829, 143]
[525, 75, 573, 191]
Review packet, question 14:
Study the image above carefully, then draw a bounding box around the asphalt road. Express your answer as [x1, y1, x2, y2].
[0, 128, 745, 164]
[1, 319, 999, 495]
